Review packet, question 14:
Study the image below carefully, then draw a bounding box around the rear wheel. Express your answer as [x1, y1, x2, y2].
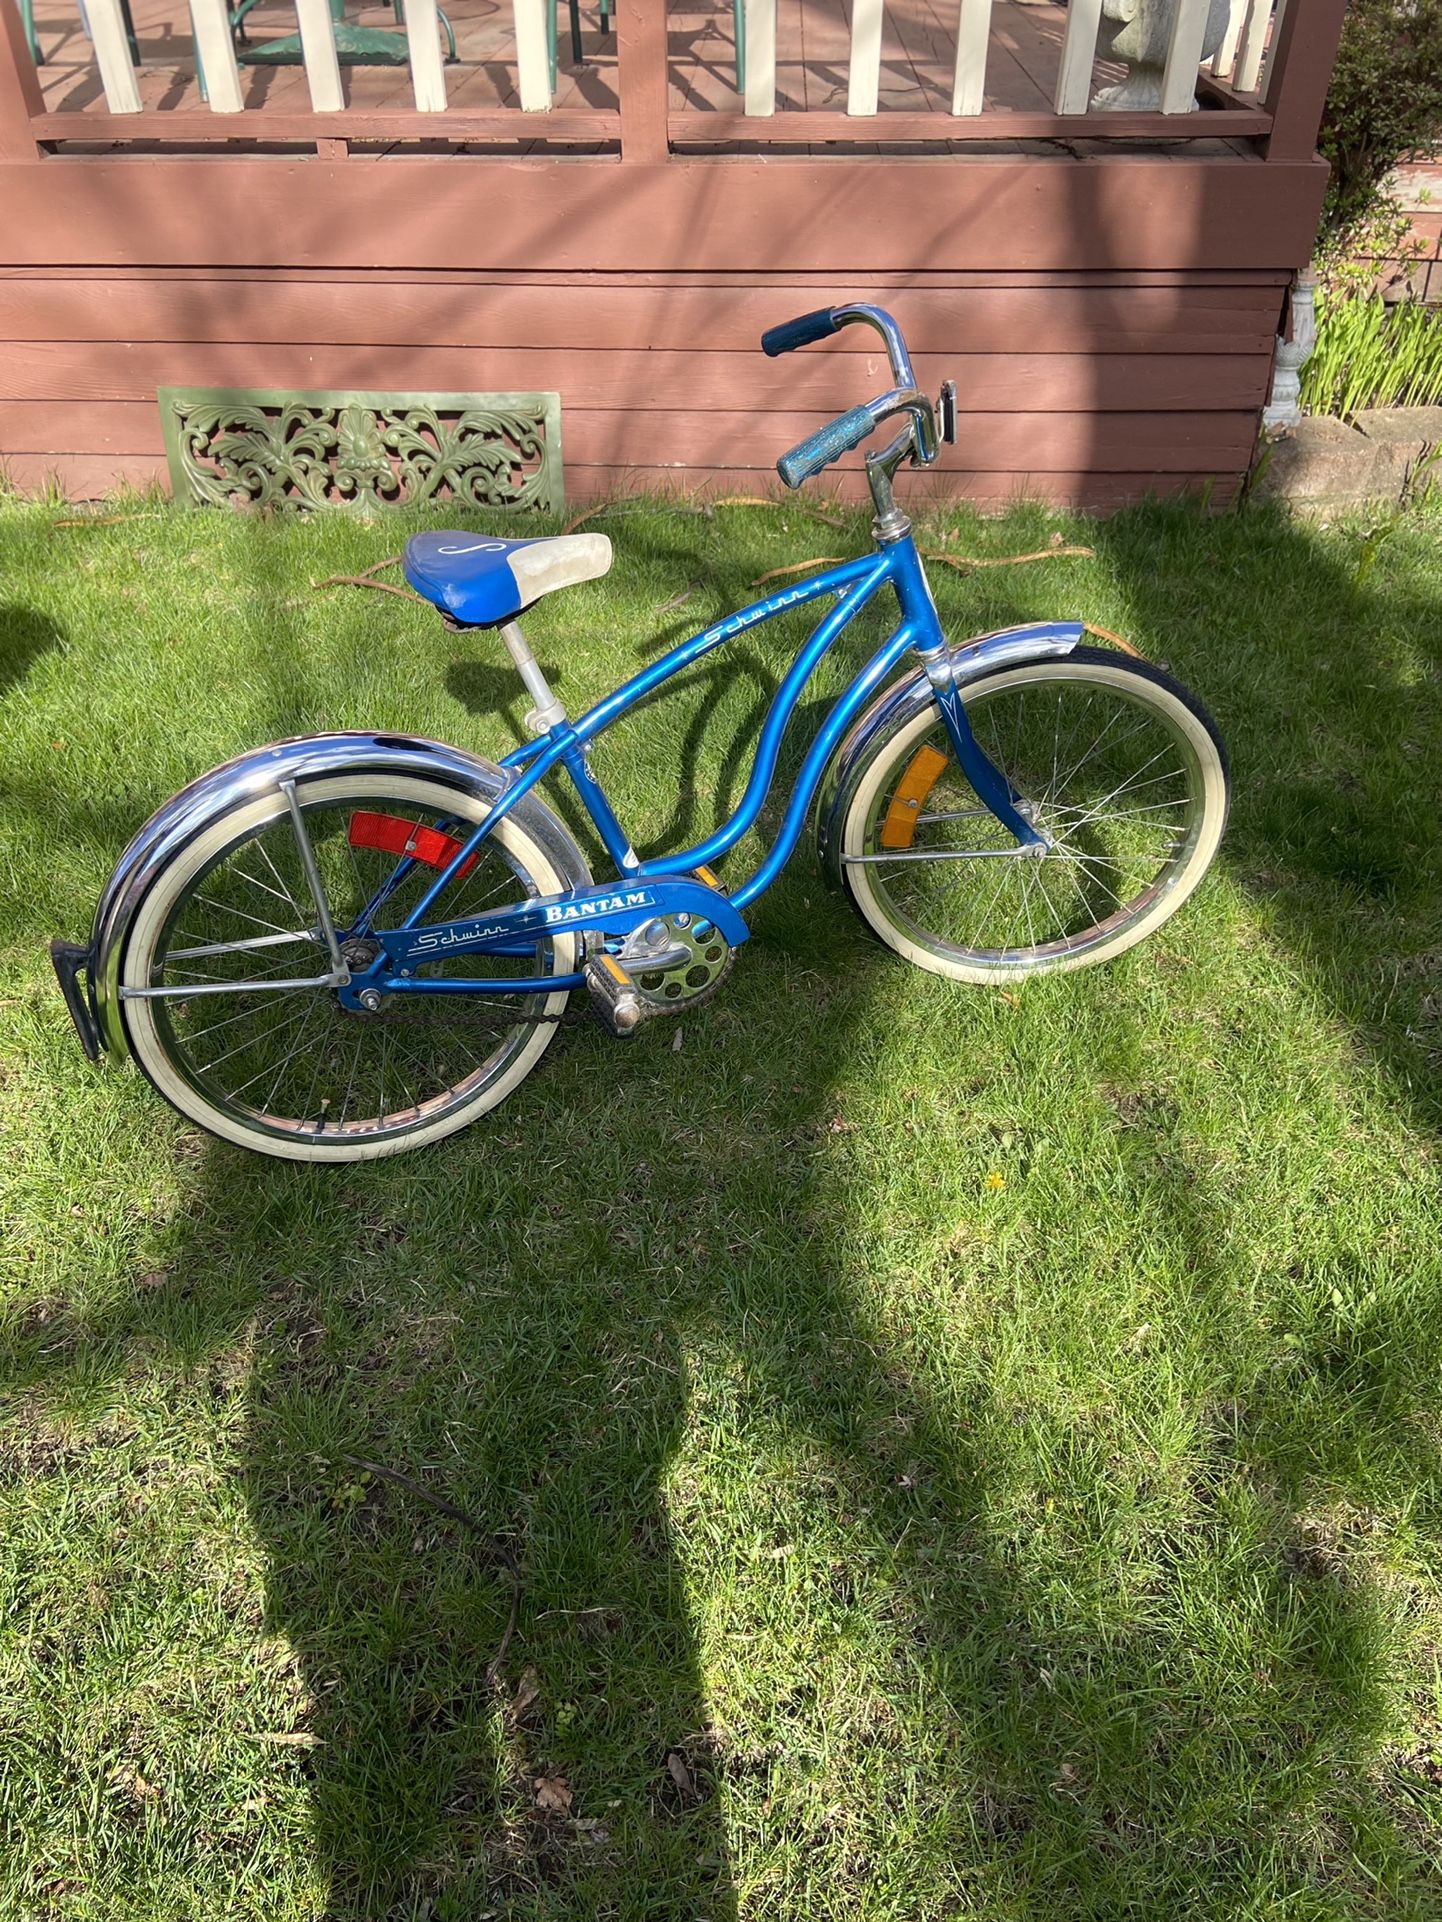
[120, 772, 583, 1161]
[839, 648, 1229, 982]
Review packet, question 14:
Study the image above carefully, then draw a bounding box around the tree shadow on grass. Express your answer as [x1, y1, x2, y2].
[0, 604, 62, 699]
[1082, 496, 1442, 1134]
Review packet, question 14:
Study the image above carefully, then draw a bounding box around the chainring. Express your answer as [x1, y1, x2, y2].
[621, 913, 735, 1016]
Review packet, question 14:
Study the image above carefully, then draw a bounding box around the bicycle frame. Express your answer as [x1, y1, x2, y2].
[343, 530, 1048, 1005]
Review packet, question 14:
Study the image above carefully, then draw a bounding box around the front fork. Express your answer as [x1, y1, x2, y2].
[887, 534, 1049, 854]
[924, 661, 1050, 853]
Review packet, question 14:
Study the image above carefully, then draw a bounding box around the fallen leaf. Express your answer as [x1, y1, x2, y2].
[666, 1750, 695, 1797]
[108, 1764, 160, 1801]
[998, 990, 1019, 1008]
[138, 1269, 169, 1290]
[512, 1666, 541, 1717]
[250, 1731, 324, 1748]
[534, 1774, 573, 1813]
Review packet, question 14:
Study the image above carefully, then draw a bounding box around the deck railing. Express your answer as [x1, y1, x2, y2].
[0, 0, 1336, 160]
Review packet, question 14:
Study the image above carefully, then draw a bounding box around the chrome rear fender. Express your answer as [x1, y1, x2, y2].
[815, 622, 1084, 887]
[88, 731, 591, 1061]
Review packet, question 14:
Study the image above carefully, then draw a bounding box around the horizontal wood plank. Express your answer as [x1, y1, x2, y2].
[0, 277, 1286, 355]
[559, 408, 1259, 472]
[0, 347, 1272, 412]
[0, 403, 1257, 473]
[0, 451, 1234, 511]
[0, 156, 1330, 274]
[669, 107, 1271, 140]
[0, 454, 169, 494]
[34, 109, 620, 144]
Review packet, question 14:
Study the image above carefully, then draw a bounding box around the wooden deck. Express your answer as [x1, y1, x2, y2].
[32, 0, 1116, 121]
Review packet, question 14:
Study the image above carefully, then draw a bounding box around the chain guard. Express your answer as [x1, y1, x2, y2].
[341, 915, 733, 1034]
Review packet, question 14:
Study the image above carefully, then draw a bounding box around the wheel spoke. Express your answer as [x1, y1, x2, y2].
[852, 660, 1220, 973]
[133, 785, 571, 1150]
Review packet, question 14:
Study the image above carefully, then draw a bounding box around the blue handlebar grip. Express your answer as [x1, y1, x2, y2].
[761, 308, 840, 358]
[776, 405, 876, 489]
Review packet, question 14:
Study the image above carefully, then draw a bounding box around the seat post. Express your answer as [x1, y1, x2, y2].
[499, 619, 567, 733]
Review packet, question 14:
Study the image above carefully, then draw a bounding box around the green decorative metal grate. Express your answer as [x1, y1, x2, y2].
[158, 387, 562, 515]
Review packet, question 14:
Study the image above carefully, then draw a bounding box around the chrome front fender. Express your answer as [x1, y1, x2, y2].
[86, 731, 591, 1062]
[815, 622, 1084, 888]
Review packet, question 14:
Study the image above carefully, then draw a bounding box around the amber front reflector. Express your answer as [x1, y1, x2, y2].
[879, 745, 948, 849]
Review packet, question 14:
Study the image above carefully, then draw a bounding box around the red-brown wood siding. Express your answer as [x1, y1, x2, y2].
[0, 155, 1326, 507]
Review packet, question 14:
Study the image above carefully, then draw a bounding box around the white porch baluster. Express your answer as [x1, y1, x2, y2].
[189, 0, 244, 111]
[295, 0, 345, 108]
[1234, 0, 1272, 93]
[847, 0, 885, 115]
[1054, 0, 1103, 114]
[513, 0, 553, 109]
[87, 0, 143, 112]
[1160, 0, 1215, 111]
[402, 0, 448, 110]
[951, 0, 993, 115]
[1259, 0, 1288, 88]
[1211, 0, 1247, 78]
[744, 0, 776, 116]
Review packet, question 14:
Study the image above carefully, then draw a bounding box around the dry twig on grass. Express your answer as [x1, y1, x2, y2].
[749, 541, 1096, 590]
[341, 1453, 522, 1685]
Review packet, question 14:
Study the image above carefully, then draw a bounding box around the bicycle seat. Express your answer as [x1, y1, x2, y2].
[402, 531, 612, 627]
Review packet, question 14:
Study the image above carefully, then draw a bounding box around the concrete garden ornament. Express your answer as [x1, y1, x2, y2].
[1093, 0, 1231, 109]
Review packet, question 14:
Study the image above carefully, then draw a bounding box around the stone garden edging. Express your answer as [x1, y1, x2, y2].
[1251, 406, 1442, 512]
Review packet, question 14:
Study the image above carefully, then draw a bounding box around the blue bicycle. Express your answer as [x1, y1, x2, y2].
[51, 304, 1229, 1161]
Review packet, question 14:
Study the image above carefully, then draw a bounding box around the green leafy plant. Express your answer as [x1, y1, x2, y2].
[1301, 290, 1442, 417]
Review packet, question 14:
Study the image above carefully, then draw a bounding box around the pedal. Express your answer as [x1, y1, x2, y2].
[583, 950, 646, 1038]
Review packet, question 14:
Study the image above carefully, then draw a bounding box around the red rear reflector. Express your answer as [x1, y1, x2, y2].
[348, 811, 477, 880]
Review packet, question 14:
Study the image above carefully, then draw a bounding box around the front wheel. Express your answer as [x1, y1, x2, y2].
[838, 647, 1229, 982]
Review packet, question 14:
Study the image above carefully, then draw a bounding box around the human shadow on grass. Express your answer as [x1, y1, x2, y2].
[17, 954, 1442, 1915]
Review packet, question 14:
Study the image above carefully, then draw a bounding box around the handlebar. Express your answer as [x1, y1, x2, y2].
[760, 308, 841, 358]
[762, 302, 937, 491]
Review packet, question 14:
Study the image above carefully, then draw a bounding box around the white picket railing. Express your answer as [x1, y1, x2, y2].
[68, 0, 1286, 129]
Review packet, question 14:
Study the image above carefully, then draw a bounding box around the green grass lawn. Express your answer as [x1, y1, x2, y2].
[2, 487, 1440, 1921]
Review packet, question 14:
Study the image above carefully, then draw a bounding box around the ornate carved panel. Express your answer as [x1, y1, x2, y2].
[158, 387, 562, 514]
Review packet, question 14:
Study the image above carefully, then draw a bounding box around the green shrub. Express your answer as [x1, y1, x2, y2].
[1318, 0, 1442, 242]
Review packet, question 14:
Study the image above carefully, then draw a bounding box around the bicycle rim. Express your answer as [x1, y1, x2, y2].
[841, 651, 1228, 980]
[121, 773, 578, 1159]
